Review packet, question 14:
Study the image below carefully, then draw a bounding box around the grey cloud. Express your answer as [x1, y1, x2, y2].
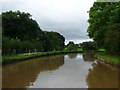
[1, 0, 94, 44]
[37, 19, 89, 40]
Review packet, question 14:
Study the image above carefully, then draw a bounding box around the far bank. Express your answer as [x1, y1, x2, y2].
[2, 50, 82, 65]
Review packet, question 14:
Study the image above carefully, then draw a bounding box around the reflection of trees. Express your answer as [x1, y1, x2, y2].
[2, 55, 64, 88]
[82, 53, 95, 62]
[119, 71, 120, 89]
[67, 53, 78, 59]
[86, 61, 119, 88]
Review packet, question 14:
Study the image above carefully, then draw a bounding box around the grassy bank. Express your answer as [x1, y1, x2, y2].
[95, 52, 120, 64]
[2, 50, 82, 65]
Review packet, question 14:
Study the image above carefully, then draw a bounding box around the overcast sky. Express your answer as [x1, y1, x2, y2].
[1, 0, 94, 44]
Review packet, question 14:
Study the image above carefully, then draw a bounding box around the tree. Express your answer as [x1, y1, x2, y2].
[2, 11, 65, 55]
[81, 41, 95, 51]
[87, 2, 120, 53]
[45, 31, 65, 51]
[66, 41, 78, 51]
[2, 10, 41, 40]
[104, 23, 120, 53]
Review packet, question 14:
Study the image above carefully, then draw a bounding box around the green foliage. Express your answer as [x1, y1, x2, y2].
[96, 52, 120, 64]
[2, 10, 40, 40]
[66, 41, 78, 51]
[88, 2, 120, 53]
[104, 23, 120, 53]
[98, 48, 106, 52]
[45, 31, 65, 51]
[63, 48, 69, 52]
[2, 36, 43, 55]
[81, 41, 95, 51]
[76, 48, 83, 52]
[2, 51, 63, 64]
[2, 11, 65, 55]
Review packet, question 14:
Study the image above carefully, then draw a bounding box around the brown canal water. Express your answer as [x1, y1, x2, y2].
[2, 53, 120, 88]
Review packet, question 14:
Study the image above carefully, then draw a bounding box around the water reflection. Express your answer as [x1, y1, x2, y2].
[67, 53, 78, 59]
[2, 55, 64, 88]
[86, 61, 119, 88]
[2, 53, 119, 88]
[82, 53, 95, 62]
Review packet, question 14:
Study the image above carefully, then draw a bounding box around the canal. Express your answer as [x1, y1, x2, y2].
[2, 53, 119, 88]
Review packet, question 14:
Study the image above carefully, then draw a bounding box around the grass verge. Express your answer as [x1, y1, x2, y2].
[2, 50, 82, 65]
[95, 52, 120, 64]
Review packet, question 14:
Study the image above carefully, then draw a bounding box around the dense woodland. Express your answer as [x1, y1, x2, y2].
[2, 11, 65, 55]
[88, 2, 120, 54]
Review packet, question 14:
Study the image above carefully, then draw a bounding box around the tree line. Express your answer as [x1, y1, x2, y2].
[2, 11, 65, 55]
[88, 2, 120, 54]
